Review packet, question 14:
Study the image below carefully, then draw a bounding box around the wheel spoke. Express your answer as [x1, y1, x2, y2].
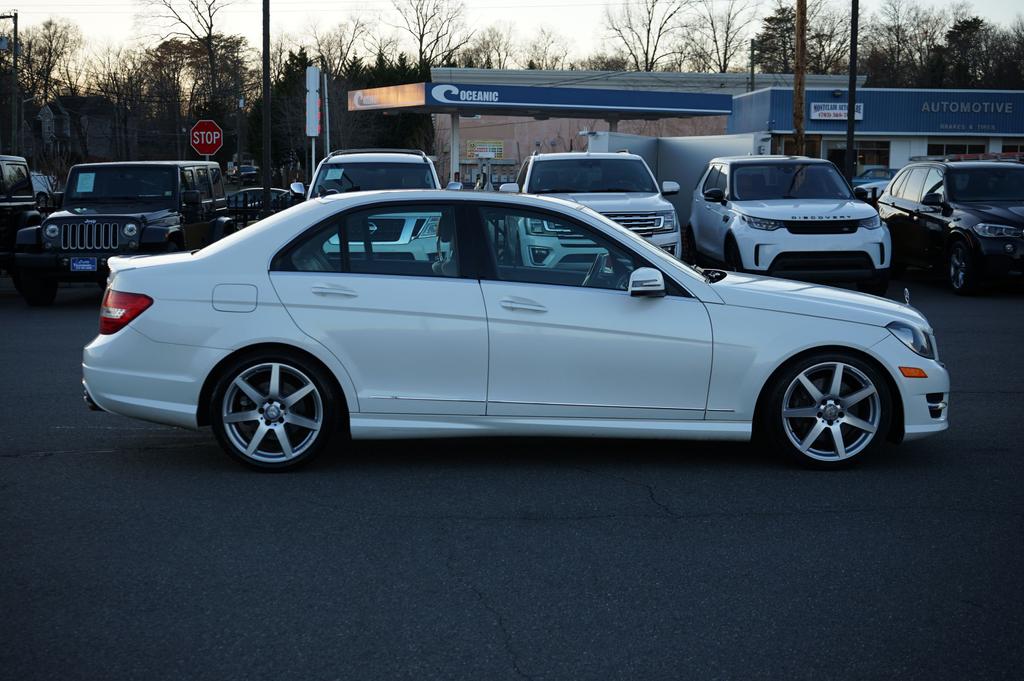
[843, 414, 877, 434]
[284, 413, 320, 431]
[268, 363, 281, 399]
[245, 423, 269, 457]
[797, 372, 823, 402]
[829, 363, 844, 397]
[283, 383, 315, 408]
[830, 424, 847, 458]
[783, 406, 819, 418]
[277, 427, 294, 459]
[233, 377, 264, 404]
[799, 420, 827, 452]
[843, 385, 877, 408]
[224, 410, 260, 424]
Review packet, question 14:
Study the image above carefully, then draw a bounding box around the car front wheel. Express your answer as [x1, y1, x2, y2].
[948, 240, 980, 295]
[210, 352, 339, 470]
[681, 225, 699, 265]
[762, 353, 892, 468]
[18, 273, 58, 306]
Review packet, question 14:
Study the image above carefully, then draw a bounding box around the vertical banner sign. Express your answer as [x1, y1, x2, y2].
[305, 66, 321, 137]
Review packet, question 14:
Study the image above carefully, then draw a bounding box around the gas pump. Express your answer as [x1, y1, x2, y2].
[473, 151, 496, 191]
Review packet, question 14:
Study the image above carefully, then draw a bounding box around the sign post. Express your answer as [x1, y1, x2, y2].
[190, 120, 224, 158]
[306, 66, 321, 182]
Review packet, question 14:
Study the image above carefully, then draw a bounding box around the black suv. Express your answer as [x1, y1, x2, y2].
[877, 161, 1024, 294]
[0, 155, 43, 279]
[14, 161, 234, 306]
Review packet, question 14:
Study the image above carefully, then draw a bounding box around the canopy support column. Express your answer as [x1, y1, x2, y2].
[450, 113, 460, 183]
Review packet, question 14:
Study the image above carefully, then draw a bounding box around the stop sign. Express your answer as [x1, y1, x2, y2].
[190, 119, 223, 156]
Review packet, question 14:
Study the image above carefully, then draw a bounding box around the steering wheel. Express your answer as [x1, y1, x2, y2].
[583, 251, 632, 290]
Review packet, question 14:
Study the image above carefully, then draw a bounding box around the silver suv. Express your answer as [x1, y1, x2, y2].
[293, 149, 442, 199]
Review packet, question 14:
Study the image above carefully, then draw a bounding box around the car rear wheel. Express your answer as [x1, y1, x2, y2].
[762, 352, 892, 469]
[210, 352, 339, 470]
[948, 240, 980, 295]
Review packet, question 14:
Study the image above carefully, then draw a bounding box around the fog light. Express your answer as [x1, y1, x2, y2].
[1005, 243, 1014, 254]
[129, 240, 138, 249]
[44, 242, 53, 250]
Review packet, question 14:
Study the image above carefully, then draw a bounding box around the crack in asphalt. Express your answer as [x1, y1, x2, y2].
[572, 465, 681, 518]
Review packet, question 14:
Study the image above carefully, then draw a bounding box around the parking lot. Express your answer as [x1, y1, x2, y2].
[1, 273, 1022, 680]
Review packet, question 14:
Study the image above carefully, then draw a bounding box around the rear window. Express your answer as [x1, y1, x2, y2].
[3, 162, 32, 198]
[731, 163, 852, 201]
[311, 162, 435, 196]
[526, 158, 658, 194]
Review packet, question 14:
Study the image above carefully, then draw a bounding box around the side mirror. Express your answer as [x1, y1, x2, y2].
[181, 189, 201, 206]
[289, 182, 306, 197]
[702, 187, 724, 203]
[498, 182, 520, 193]
[661, 180, 680, 196]
[52, 191, 64, 207]
[921, 192, 943, 207]
[853, 186, 868, 201]
[628, 267, 666, 297]
[446, 181, 463, 191]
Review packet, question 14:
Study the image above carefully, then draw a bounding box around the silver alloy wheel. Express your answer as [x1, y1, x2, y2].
[950, 243, 967, 290]
[781, 361, 882, 461]
[221, 362, 324, 463]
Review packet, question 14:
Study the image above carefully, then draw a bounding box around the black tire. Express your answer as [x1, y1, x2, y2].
[948, 239, 980, 295]
[209, 350, 342, 470]
[857, 273, 890, 296]
[760, 351, 893, 469]
[724, 236, 744, 272]
[681, 225, 699, 265]
[19, 273, 58, 307]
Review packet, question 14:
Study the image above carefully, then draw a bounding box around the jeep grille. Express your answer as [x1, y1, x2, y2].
[61, 223, 120, 251]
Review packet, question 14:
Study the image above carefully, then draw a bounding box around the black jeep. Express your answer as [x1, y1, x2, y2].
[0, 155, 43, 281]
[14, 161, 235, 306]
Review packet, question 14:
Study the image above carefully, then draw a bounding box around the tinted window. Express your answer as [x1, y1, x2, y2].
[947, 167, 1024, 202]
[902, 168, 929, 203]
[922, 168, 944, 199]
[210, 166, 225, 198]
[181, 169, 196, 191]
[311, 162, 435, 196]
[66, 166, 176, 202]
[701, 166, 720, 193]
[731, 163, 852, 200]
[713, 164, 727, 192]
[274, 205, 458, 278]
[526, 158, 657, 194]
[516, 162, 528, 189]
[480, 206, 639, 291]
[887, 169, 910, 199]
[195, 167, 212, 200]
[3, 163, 32, 198]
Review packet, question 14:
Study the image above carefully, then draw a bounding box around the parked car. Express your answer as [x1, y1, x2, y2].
[83, 190, 948, 471]
[852, 167, 897, 186]
[14, 161, 234, 306]
[500, 152, 683, 257]
[227, 187, 293, 211]
[294, 149, 443, 200]
[0, 155, 43, 277]
[877, 160, 1024, 294]
[237, 165, 260, 185]
[684, 156, 891, 295]
[30, 171, 58, 209]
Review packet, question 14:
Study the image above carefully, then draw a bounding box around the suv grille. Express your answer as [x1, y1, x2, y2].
[61, 223, 120, 251]
[785, 220, 860, 235]
[601, 212, 669, 236]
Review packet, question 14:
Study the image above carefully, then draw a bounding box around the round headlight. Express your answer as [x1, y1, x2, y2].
[122, 223, 138, 237]
[44, 224, 60, 239]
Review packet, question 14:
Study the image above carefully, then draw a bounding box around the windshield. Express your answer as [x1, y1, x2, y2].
[732, 163, 853, 200]
[947, 168, 1024, 202]
[527, 158, 658, 194]
[66, 166, 176, 202]
[311, 162, 435, 195]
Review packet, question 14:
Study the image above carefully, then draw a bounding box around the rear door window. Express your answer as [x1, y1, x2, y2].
[195, 167, 212, 200]
[3, 163, 32, 198]
[902, 168, 929, 204]
[922, 168, 944, 199]
[701, 166, 720, 193]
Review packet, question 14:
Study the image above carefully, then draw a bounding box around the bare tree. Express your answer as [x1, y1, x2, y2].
[604, 0, 690, 72]
[391, 0, 473, 67]
[519, 26, 570, 70]
[685, 0, 756, 73]
[806, 0, 851, 75]
[460, 23, 516, 69]
[310, 17, 368, 75]
[90, 45, 148, 159]
[19, 18, 83, 105]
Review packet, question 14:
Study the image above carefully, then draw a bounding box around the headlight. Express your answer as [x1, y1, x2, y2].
[741, 215, 784, 231]
[972, 223, 1022, 238]
[122, 223, 138, 237]
[44, 224, 60, 239]
[859, 214, 881, 229]
[887, 321, 936, 359]
[657, 210, 677, 230]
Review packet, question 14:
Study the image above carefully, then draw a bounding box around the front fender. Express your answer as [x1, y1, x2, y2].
[207, 216, 235, 244]
[15, 225, 42, 248]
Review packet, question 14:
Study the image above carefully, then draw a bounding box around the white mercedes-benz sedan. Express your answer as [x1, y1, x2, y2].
[83, 190, 949, 470]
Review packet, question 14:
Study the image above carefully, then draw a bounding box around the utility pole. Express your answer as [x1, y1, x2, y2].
[261, 0, 271, 216]
[844, 0, 860, 180]
[793, 0, 807, 156]
[749, 38, 757, 93]
[1, 11, 17, 155]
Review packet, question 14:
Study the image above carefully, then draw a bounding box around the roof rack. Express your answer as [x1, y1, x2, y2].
[326, 148, 429, 162]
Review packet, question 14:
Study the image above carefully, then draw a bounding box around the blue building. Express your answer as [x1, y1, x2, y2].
[729, 87, 1024, 171]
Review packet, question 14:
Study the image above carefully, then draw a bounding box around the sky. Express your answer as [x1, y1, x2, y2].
[10, 0, 1024, 63]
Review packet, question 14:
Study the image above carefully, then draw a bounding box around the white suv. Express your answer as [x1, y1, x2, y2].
[501, 152, 682, 257]
[294, 149, 442, 199]
[686, 156, 891, 295]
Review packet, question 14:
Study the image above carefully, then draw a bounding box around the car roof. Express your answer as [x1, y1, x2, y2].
[532, 152, 644, 162]
[322, 151, 431, 164]
[712, 155, 828, 165]
[71, 161, 220, 169]
[918, 160, 1024, 169]
[0, 155, 28, 162]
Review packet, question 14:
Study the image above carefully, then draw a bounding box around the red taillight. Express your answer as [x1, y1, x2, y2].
[99, 290, 153, 335]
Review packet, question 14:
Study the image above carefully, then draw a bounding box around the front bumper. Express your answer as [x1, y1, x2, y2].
[643, 230, 683, 258]
[734, 224, 889, 281]
[872, 334, 950, 441]
[975, 236, 1024, 277]
[16, 251, 120, 278]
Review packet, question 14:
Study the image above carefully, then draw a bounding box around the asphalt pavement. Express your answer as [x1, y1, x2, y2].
[1, 273, 1022, 681]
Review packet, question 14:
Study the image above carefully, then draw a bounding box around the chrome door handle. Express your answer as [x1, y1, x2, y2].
[499, 298, 547, 312]
[311, 284, 357, 297]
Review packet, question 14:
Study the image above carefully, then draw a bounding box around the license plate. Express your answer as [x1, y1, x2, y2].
[70, 257, 97, 272]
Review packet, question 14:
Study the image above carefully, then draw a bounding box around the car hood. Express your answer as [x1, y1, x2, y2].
[710, 271, 930, 329]
[545, 192, 671, 212]
[952, 201, 1024, 225]
[45, 206, 176, 222]
[734, 199, 875, 220]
